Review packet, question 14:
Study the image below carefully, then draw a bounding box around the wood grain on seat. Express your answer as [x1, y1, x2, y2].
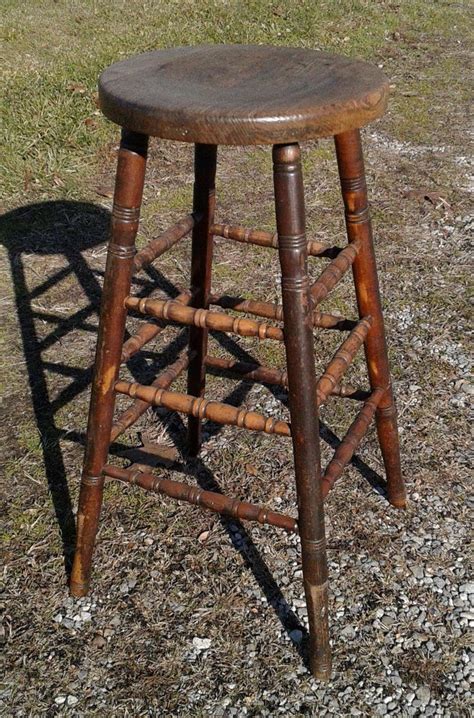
[99, 44, 388, 145]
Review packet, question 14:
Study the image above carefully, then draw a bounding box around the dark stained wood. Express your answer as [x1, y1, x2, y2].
[120, 290, 192, 364]
[334, 129, 407, 508]
[111, 349, 192, 442]
[99, 45, 389, 145]
[103, 465, 298, 533]
[321, 387, 385, 497]
[70, 130, 148, 598]
[70, 48, 406, 684]
[211, 222, 331, 257]
[204, 352, 366, 403]
[133, 213, 197, 271]
[110, 350, 369, 446]
[187, 144, 217, 455]
[272, 143, 331, 680]
[316, 317, 372, 405]
[114, 379, 292, 437]
[210, 293, 356, 331]
[310, 240, 360, 304]
[125, 295, 285, 341]
[204, 354, 289, 387]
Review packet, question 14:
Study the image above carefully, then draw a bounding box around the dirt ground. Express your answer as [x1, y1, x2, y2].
[1, 2, 472, 716]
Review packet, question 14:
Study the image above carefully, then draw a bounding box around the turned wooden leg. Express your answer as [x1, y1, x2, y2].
[334, 129, 407, 508]
[187, 143, 217, 456]
[273, 143, 331, 680]
[70, 131, 148, 596]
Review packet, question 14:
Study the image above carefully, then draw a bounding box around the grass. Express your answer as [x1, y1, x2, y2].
[0, 1, 472, 715]
[1, 1, 470, 205]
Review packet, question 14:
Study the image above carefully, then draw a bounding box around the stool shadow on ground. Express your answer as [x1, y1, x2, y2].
[1, 199, 384, 666]
[1, 200, 192, 573]
[1, 201, 111, 574]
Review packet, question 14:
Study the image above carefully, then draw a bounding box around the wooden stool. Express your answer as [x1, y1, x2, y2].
[70, 45, 407, 680]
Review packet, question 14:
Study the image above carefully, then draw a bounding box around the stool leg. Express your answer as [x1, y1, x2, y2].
[187, 144, 217, 456]
[70, 131, 148, 596]
[334, 129, 407, 508]
[273, 143, 331, 680]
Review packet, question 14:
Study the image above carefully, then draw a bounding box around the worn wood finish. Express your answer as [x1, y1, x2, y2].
[211, 222, 334, 257]
[114, 379, 292, 437]
[99, 45, 388, 145]
[111, 350, 192, 442]
[273, 143, 331, 680]
[70, 130, 148, 597]
[103, 465, 298, 533]
[321, 387, 384, 497]
[187, 145, 217, 455]
[335, 129, 407, 508]
[210, 293, 355, 331]
[133, 213, 197, 271]
[125, 296, 285, 341]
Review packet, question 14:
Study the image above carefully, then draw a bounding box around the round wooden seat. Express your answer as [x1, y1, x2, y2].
[99, 44, 388, 145]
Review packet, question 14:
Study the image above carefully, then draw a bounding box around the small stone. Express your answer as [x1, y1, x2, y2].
[67, 696, 79, 706]
[54, 696, 67, 705]
[341, 625, 356, 639]
[192, 637, 212, 651]
[381, 615, 397, 630]
[293, 599, 306, 609]
[53, 613, 63, 623]
[460, 582, 474, 594]
[416, 685, 431, 704]
[410, 565, 424, 579]
[91, 633, 107, 649]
